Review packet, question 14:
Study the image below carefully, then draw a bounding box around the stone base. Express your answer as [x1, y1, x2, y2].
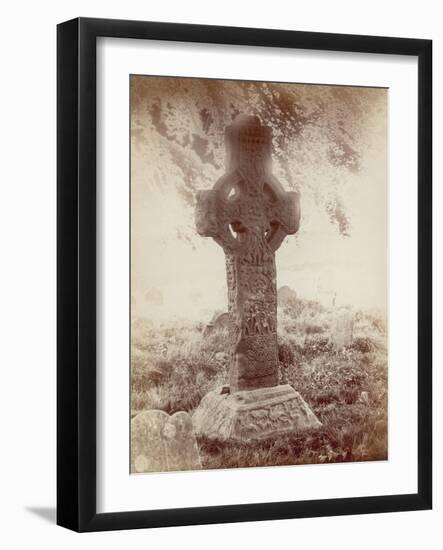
[192, 384, 322, 441]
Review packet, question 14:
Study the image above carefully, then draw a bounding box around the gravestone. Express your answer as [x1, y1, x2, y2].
[164, 412, 202, 471]
[203, 310, 230, 336]
[193, 114, 321, 440]
[277, 285, 297, 307]
[131, 410, 201, 473]
[331, 308, 354, 350]
[131, 410, 167, 473]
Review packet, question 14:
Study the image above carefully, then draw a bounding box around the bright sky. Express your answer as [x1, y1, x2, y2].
[131, 86, 387, 322]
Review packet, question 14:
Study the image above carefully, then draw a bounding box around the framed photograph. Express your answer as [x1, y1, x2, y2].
[57, 17, 432, 531]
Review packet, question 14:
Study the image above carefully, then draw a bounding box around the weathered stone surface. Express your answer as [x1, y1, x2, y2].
[193, 385, 322, 441]
[203, 311, 230, 336]
[163, 411, 202, 471]
[331, 308, 354, 349]
[131, 410, 201, 473]
[277, 285, 297, 307]
[195, 115, 300, 392]
[131, 410, 168, 473]
[193, 114, 321, 440]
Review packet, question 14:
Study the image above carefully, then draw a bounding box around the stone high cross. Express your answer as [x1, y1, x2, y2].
[196, 115, 300, 392]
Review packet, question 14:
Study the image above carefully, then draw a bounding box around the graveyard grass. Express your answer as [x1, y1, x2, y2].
[131, 297, 388, 470]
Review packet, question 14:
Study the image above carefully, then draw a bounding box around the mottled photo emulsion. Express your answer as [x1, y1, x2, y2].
[130, 75, 388, 474]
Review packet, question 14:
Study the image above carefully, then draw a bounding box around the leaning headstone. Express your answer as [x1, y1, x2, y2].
[163, 412, 202, 471]
[203, 311, 230, 336]
[193, 114, 321, 441]
[131, 410, 168, 473]
[277, 285, 297, 307]
[331, 308, 354, 349]
[131, 410, 201, 473]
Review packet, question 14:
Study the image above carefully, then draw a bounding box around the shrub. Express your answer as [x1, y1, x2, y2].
[297, 335, 333, 360]
[351, 336, 374, 353]
[278, 340, 295, 368]
[305, 323, 325, 335]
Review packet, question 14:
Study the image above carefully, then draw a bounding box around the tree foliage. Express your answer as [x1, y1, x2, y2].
[131, 76, 386, 238]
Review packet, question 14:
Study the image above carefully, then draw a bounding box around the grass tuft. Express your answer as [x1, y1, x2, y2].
[131, 298, 387, 468]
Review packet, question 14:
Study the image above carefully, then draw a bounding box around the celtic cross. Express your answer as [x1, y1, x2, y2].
[196, 115, 300, 392]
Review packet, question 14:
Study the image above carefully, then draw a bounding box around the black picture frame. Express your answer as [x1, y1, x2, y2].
[57, 17, 432, 532]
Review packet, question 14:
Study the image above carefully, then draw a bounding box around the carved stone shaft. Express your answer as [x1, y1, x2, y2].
[196, 115, 300, 392]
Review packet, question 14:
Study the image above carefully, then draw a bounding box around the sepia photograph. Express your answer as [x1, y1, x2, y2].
[130, 74, 388, 474]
